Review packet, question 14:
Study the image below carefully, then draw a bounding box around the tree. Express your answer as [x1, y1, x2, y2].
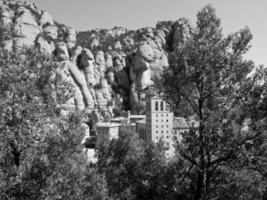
[161, 5, 267, 200]
[97, 127, 185, 200]
[0, 47, 110, 200]
[97, 128, 145, 199]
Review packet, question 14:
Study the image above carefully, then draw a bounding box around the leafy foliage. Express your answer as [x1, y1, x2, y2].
[98, 128, 186, 200]
[0, 47, 110, 200]
[161, 5, 267, 200]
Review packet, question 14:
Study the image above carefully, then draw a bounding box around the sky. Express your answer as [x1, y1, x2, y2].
[28, 0, 267, 67]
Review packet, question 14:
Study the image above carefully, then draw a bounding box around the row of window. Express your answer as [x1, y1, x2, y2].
[156, 130, 169, 133]
[155, 101, 164, 111]
[156, 135, 169, 139]
[155, 119, 169, 123]
[155, 114, 169, 117]
[156, 125, 169, 128]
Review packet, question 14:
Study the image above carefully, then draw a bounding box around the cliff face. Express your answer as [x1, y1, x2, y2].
[77, 26, 171, 114]
[0, 0, 191, 116]
[0, 0, 76, 53]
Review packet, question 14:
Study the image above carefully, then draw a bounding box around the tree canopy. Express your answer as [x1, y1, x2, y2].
[0, 47, 111, 200]
[161, 5, 267, 200]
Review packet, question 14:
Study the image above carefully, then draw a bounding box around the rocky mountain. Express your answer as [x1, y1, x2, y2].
[0, 0, 191, 116]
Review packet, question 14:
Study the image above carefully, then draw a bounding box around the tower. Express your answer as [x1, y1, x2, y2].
[145, 91, 174, 157]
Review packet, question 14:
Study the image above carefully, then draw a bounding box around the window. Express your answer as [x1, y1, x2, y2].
[166, 114, 168, 117]
[162, 130, 164, 133]
[156, 131, 158, 133]
[166, 136, 169, 139]
[166, 119, 168, 122]
[155, 101, 159, 111]
[167, 125, 168, 128]
[160, 101, 164, 111]
[156, 125, 158, 128]
[162, 125, 164, 128]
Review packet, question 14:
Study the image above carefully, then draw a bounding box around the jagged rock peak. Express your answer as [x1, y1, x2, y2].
[0, 0, 76, 53]
[0, 0, 193, 116]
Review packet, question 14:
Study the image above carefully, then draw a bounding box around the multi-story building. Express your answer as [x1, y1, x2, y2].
[95, 122, 120, 148]
[137, 92, 175, 157]
[96, 113, 146, 147]
[96, 90, 196, 158]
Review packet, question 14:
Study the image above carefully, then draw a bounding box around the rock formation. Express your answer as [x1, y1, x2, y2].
[0, 0, 192, 115]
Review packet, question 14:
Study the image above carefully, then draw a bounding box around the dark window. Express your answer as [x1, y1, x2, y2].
[160, 101, 164, 111]
[155, 101, 159, 111]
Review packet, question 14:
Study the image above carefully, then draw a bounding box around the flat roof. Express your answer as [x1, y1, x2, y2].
[96, 122, 121, 128]
[120, 123, 136, 127]
[110, 117, 125, 121]
[110, 115, 145, 122]
[130, 115, 145, 119]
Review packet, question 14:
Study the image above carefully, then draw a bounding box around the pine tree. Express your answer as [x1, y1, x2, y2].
[162, 5, 267, 200]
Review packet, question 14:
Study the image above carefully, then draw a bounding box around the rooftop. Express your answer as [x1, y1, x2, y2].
[110, 117, 125, 122]
[129, 115, 146, 119]
[110, 115, 146, 124]
[96, 122, 121, 128]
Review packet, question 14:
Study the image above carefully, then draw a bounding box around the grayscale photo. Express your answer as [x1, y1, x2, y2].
[0, 0, 266, 199]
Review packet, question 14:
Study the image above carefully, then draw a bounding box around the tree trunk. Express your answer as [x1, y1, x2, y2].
[194, 99, 205, 200]
[194, 171, 204, 200]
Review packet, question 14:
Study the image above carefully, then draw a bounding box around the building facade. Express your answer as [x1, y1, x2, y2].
[96, 114, 146, 147]
[137, 92, 175, 157]
[96, 91, 194, 158]
[95, 122, 120, 147]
